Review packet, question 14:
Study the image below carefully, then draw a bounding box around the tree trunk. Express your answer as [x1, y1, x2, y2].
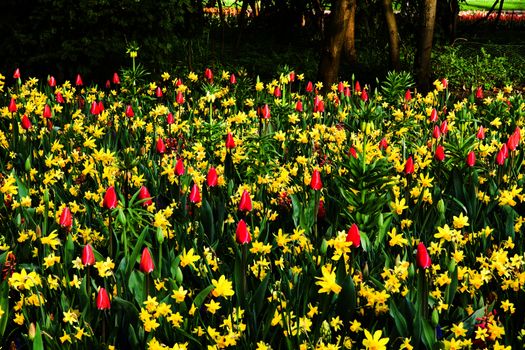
[343, 0, 357, 67]
[383, 0, 400, 70]
[318, 0, 351, 90]
[414, 0, 438, 92]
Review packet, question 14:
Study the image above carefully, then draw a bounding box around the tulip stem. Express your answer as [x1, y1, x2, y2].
[108, 214, 113, 257]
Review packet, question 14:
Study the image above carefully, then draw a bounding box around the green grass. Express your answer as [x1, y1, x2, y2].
[461, 0, 525, 11]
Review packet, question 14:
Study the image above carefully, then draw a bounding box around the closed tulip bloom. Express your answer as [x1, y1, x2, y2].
[338, 81, 344, 93]
[230, 73, 237, 84]
[476, 126, 485, 140]
[90, 101, 99, 115]
[475, 86, 483, 99]
[379, 138, 388, 150]
[59, 206, 73, 229]
[138, 186, 153, 206]
[346, 223, 361, 248]
[404, 156, 414, 175]
[496, 145, 507, 165]
[466, 151, 476, 167]
[314, 100, 325, 113]
[82, 244, 96, 266]
[239, 190, 252, 212]
[56, 92, 65, 104]
[310, 169, 322, 190]
[432, 125, 441, 139]
[348, 147, 358, 159]
[175, 158, 185, 176]
[155, 87, 163, 98]
[289, 71, 295, 82]
[166, 112, 174, 124]
[429, 108, 438, 123]
[361, 89, 368, 102]
[273, 86, 281, 98]
[125, 105, 134, 118]
[13, 68, 21, 79]
[441, 78, 448, 89]
[236, 219, 251, 244]
[261, 104, 270, 119]
[176, 91, 185, 104]
[140, 247, 155, 274]
[306, 81, 313, 93]
[48, 76, 56, 87]
[8, 98, 17, 113]
[105, 80, 111, 89]
[103, 186, 118, 209]
[207, 167, 218, 187]
[75, 74, 83, 86]
[416, 242, 431, 269]
[435, 145, 445, 162]
[97, 101, 104, 113]
[96, 287, 111, 310]
[440, 120, 448, 135]
[295, 100, 303, 112]
[205, 68, 213, 82]
[226, 132, 236, 149]
[189, 183, 201, 203]
[405, 89, 412, 101]
[21, 115, 32, 130]
[43, 104, 52, 119]
[112, 72, 120, 85]
[354, 81, 361, 92]
[344, 87, 351, 97]
[156, 138, 166, 154]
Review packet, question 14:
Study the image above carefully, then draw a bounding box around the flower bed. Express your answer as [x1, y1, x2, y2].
[0, 63, 524, 349]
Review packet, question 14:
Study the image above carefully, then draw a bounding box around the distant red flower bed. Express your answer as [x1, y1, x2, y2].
[459, 10, 525, 24]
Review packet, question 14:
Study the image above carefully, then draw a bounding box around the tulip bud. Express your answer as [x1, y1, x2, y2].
[416, 242, 431, 269]
[140, 247, 155, 274]
[476, 126, 485, 140]
[440, 120, 448, 135]
[8, 98, 17, 113]
[354, 81, 361, 92]
[59, 206, 73, 230]
[207, 167, 218, 187]
[205, 68, 213, 82]
[379, 138, 388, 150]
[189, 183, 201, 204]
[125, 105, 134, 118]
[112, 72, 120, 85]
[435, 144, 445, 162]
[475, 86, 483, 99]
[155, 86, 163, 98]
[103, 186, 118, 209]
[239, 190, 252, 212]
[176, 91, 185, 105]
[28, 323, 36, 340]
[346, 223, 361, 248]
[405, 89, 412, 101]
[235, 219, 251, 244]
[273, 86, 281, 98]
[289, 71, 295, 82]
[466, 151, 476, 167]
[56, 92, 65, 104]
[320, 238, 328, 255]
[261, 104, 270, 119]
[156, 138, 166, 154]
[105, 80, 111, 89]
[75, 74, 83, 86]
[175, 158, 185, 176]
[310, 169, 322, 190]
[90, 101, 99, 115]
[429, 108, 438, 123]
[43, 104, 52, 119]
[226, 132, 236, 149]
[337, 81, 344, 93]
[295, 100, 303, 112]
[96, 287, 111, 310]
[496, 145, 507, 165]
[13, 68, 21, 79]
[166, 112, 174, 124]
[48, 76, 57, 87]
[360, 89, 368, 102]
[21, 115, 32, 130]
[306, 81, 313, 93]
[404, 156, 414, 175]
[441, 78, 448, 89]
[344, 87, 351, 97]
[138, 186, 153, 206]
[82, 244, 96, 266]
[230, 73, 237, 84]
[432, 125, 441, 139]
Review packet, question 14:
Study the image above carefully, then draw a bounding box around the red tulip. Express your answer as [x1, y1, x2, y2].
[476, 126, 485, 140]
[348, 147, 358, 158]
[155, 87, 163, 98]
[346, 223, 361, 248]
[432, 125, 441, 139]
[105, 80, 111, 89]
[226, 132, 236, 149]
[96, 287, 111, 310]
[239, 190, 252, 212]
[156, 138, 166, 154]
[317, 199, 326, 219]
[13, 68, 21, 79]
[21, 115, 32, 130]
[429, 108, 438, 123]
[314, 99, 325, 113]
[112, 72, 120, 85]
[379, 138, 388, 150]
[125, 105, 134, 118]
[440, 120, 448, 135]
[75, 74, 83, 86]
[236, 219, 251, 244]
[361, 89, 368, 102]
[43, 104, 52, 119]
[354, 81, 361, 92]
[56, 92, 65, 104]
[82, 244, 96, 266]
[344, 87, 351, 97]
[405, 89, 412, 101]
[166, 112, 174, 124]
[97, 101, 104, 113]
[306, 81, 313, 93]
[507, 130, 520, 151]
[338, 82, 344, 93]
[416, 242, 431, 269]
[189, 183, 201, 203]
[8, 98, 17, 113]
[176, 91, 184, 104]
[496, 145, 507, 165]
[404, 156, 414, 175]
[441, 78, 448, 89]
[175, 78, 183, 87]
[230, 73, 237, 84]
[207, 167, 218, 187]
[103, 186, 118, 209]
[310, 169, 322, 190]
[261, 104, 270, 119]
[140, 247, 155, 274]
[90, 101, 99, 115]
[475, 86, 483, 99]
[295, 100, 303, 112]
[138, 186, 153, 206]
[289, 71, 295, 82]
[48, 76, 56, 87]
[466, 151, 476, 167]
[274, 86, 281, 98]
[205, 68, 213, 82]
[174, 158, 185, 176]
[435, 145, 445, 161]
[59, 206, 73, 230]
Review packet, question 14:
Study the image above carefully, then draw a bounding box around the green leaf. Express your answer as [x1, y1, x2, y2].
[125, 226, 150, 281]
[389, 298, 408, 337]
[0, 280, 9, 337]
[290, 194, 302, 228]
[338, 274, 356, 322]
[201, 199, 215, 242]
[128, 270, 145, 305]
[193, 285, 214, 308]
[252, 273, 271, 316]
[33, 323, 44, 350]
[421, 318, 437, 349]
